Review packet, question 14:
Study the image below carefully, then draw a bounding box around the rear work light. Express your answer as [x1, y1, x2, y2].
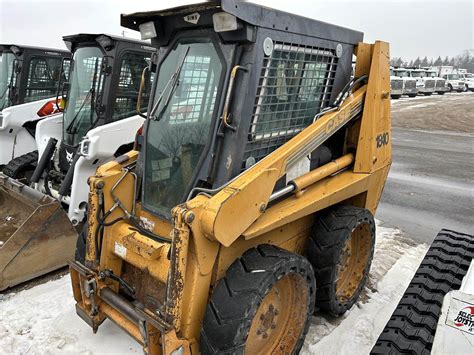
[37, 98, 63, 118]
[139, 21, 157, 40]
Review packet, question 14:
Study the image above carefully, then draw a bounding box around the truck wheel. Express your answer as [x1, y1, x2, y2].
[391, 95, 401, 100]
[408, 94, 417, 98]
[423, 92, 432, 96]
[74, 222, 88, 264]
[307, 205, 375, 316]
[437, 91, 445, 95]
[2, 150, 38, 184]
[447, 84, 453, 92]
[372, 230, 474, 354]
[200, 245, 316, 354]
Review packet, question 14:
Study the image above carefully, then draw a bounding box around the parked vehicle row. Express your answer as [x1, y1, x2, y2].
[389, 65, 472, 98]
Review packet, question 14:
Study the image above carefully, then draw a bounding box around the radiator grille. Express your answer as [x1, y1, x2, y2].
[243, 41, 338, 169]
[436, 80, 446, 89]
[425, 79, 435, 89]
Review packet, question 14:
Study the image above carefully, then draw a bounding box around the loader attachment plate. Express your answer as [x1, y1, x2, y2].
[0, 173, 77, 290]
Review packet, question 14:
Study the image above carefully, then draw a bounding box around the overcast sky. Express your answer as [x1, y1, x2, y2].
[0, 0, 472, 60]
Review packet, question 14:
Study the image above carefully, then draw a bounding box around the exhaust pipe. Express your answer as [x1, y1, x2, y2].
[30, 137, 57, 184]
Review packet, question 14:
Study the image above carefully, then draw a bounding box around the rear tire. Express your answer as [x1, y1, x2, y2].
[437, 91, 445, 95]
[2, 151, 38, 184]
[307, 205, 375, 316]
[200, 245, 316, 354]
[74, 222, 88, 264]
[408, 94, 417, 98]
[423, 92, 432, 96]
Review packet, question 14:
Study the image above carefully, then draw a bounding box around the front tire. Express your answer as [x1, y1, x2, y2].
[437, 91, 445, 95]
[408, 94, 417, 98]
[307, 205, 375, 316]
[447, 84, 453, 92]
[200, 245, 316, 354]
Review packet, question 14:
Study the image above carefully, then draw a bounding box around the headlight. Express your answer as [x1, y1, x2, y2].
[139, 21, 157, 40]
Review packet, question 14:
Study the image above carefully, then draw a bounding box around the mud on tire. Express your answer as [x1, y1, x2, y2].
[200, 244, 316, 354]
[307, 205, 375, 316]
[371, 230, 474, 354]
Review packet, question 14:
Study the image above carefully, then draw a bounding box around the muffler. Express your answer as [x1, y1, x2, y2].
[0, 172, 77, 290]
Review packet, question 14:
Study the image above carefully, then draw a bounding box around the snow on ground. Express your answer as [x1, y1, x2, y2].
[0, 222, 427, 354]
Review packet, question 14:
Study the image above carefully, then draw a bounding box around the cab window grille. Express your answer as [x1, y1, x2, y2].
[24, 57, 63, 103]
[243, 42, 337, 169]
[113, 52, 152, 121]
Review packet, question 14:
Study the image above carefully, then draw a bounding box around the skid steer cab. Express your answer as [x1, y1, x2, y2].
[0, 44, 71, 169]
[0, 34, 155, 290]
[70, 1, 391, 354]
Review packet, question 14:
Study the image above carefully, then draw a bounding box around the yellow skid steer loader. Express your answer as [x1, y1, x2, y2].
[69, 1, 391, 353]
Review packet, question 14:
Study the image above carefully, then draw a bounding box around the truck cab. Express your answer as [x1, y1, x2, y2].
[425, 69, 447, 95]
[390, 67, 403, 99]
[411, 69, 436, 96]
[442, 73, 465, 92]
[394, 68, 418, 97]
[459, 72, 474, 92]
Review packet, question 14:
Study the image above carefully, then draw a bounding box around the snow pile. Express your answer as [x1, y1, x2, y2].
[0, 223, 427, 354]
[0, 278, 140, 354]
[302, 223, 428, 354]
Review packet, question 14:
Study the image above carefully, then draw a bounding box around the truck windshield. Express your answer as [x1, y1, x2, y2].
[0, 52, 16, 110]
[143, 38, 223, 218]
[447, 74, 459, 80]
[63, 46, 104, 146]
[396, 70, 409, 78]
[426, 71, 437, 78]
[411, 72, 424, 78]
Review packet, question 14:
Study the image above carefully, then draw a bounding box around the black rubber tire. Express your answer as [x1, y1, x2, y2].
[423, 92, 432, 96]
[200, 244, 316, 354]
[408, 94, 417, 98]
[447, 84, 453, 92]
[307, 205, 375, 316]
[391, 95, 401, 100]
[2, 150, 38, 183]
[74, 222, 88, 264]
[437, 91, 445, 95]
[371, 230, 474, 355]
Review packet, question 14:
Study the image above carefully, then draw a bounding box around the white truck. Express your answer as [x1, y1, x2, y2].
[411, 68, 436, 96]
[0, 44, 70, 172]
[390, 67, 403, 99]
[459, 72, 474, 92]
[425, 69, 447, 95]
[393, 68, 418, 97]
[434, 66, 466, 92]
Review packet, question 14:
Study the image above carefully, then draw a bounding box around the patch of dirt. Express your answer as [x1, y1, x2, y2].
[391, 92, 474, 133]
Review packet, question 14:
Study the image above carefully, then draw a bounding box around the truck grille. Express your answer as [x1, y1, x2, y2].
[405, 81, 416, 89]
[436, 80, 446, 89]
[243, 41, 338, 168]
[391, 80, 403, 90]
[425, 80, 435, 89]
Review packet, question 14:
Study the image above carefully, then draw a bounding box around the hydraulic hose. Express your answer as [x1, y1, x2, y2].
[58, 152, 80, 196]
[30, 137, 57, 184]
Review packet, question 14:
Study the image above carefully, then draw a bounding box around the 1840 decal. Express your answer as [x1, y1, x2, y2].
[376, 132, 389, 148]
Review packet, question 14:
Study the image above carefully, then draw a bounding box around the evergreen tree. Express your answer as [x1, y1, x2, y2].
[434, 56, 443, 66]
